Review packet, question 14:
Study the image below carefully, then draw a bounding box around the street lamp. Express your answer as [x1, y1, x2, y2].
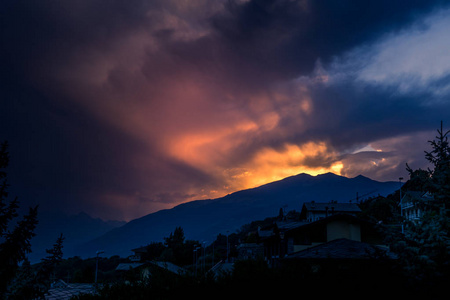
[95, 250, 104, 285]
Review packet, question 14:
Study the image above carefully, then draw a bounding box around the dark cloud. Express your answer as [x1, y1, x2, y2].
[1, 0, 450, 220]
[211, 0, 446, 77]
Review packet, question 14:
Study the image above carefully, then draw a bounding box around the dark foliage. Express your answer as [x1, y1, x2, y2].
[384, 122, 450, 291]
[358, 194, 401, 224]
[0, 141, 39, 298]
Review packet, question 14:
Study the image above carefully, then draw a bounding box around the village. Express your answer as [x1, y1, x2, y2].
[43, 189, 445, 299]
[2, 125, 449, 300]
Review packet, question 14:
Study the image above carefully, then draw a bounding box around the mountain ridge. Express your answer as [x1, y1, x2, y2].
[29, 211, 126, 264]
[75, 172, 400, 258]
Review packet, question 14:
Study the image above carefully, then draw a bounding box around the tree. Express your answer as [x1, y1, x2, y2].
[404, 165, 430, 192]
[358, 194, 401, 224]
[0, 141, 39, 297]
[42, 233, 65, 265]
[424, 121, 450, 213]
[8, 234, 65, 299]
[164, 227, 185, 249]
[6, 258, 38, 300]
[142, 242, 166, 261]
[390, 123, 450, 289]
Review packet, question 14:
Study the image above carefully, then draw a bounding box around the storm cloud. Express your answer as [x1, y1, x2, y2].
[1, 0, 449, 220]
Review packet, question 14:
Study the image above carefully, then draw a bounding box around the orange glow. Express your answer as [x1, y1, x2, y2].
[229, 142, 343, 190]
[164, 138, 344, 204]
[166, 119, 259, 168]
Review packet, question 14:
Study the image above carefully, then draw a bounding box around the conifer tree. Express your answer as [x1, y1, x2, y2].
[8, 233, 65, 299]
[0, 141, 39, 297]
[392, 123, 450, 285]
[424, 121, 450, 213]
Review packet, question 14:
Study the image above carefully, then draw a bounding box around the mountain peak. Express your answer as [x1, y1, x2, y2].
[352, 174, 374, 181]
[76, 172, 401, 258]
[316, 172, 341, 178]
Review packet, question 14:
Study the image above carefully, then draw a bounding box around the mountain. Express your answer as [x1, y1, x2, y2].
[28, 211, 126, 264]
[75, 173, 400, 258]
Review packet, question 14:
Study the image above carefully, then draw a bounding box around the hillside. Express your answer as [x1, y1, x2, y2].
[29, 211, 126, 264]
[75, 173, 400, 258]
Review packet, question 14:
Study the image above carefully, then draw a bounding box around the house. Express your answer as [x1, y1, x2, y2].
[284, 238, 395, 260]
[261, 213, 384, 267]
[280, 238, 397, 292]
[129, 246, 147, 262]
[400, 191, 433, 222]
[115, 260, 187, 282]
[45, 280, 96, 300]
[299, 201, 361, 222]
[150, 261, 187, 275]
[237, 243, 264, 260]
[115, 262, 144, 271]
[208, 260, 234, 280]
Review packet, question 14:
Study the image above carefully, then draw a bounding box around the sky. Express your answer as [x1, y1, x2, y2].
[1, 0, 450, 221]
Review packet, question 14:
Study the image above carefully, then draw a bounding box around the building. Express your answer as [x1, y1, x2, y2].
[280, 238, 397, 293]
[115, 261, 187, 283]
[299, 201, 361, 222]
[400, 191, 433, 222]
[261, 213, 385, 267]
[129, 246, 148, 262]
[237, 243, 264, 260]
[45, 280, 96, 300]
[284, 238, 396, 260]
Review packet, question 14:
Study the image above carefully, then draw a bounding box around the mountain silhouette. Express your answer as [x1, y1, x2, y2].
[29, 211, 125, 263]
[75, 172, 401, 259]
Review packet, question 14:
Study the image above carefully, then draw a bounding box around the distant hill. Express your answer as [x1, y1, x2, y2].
[75, 172, 400, 259]
[29, 211, 126, 264]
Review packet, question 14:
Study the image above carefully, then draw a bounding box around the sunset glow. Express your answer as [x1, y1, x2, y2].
[1, 0, 449, 221]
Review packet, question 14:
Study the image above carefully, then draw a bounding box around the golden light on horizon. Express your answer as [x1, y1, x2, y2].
[162, 140, 345, 208]
[221, 142, 344, 192]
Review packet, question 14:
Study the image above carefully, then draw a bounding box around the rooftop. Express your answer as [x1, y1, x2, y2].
[285, 238, 395, 260]
[45, 281, 96, 300]
[302, 201, 361, 212]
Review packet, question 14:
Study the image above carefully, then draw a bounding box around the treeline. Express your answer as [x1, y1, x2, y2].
[139, 210, 301, 268]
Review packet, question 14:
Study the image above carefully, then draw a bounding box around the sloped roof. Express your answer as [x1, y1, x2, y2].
[115, 263, 144, 271]
[401, 191, 433, 202]
[260, 213, 374, 241]
[209, 261, 234, 279]
[45, 281, 96, 300]
[276, 220, 309, 230]
[131, 246, 148, 253]
[285, 238, 396, 260]
[150, 261, 187, 275]
[303, 202, 361, 213]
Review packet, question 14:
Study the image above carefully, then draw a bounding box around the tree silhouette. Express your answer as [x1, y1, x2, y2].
[391, 123, 450, 286]
[424, 121, 450, 213]
[0, 141, 39, 297]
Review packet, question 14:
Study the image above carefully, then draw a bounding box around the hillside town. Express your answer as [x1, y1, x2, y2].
[2, 124, 450, 300]
[43, 189, 448, 299]
[3, 0, 450, 298]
